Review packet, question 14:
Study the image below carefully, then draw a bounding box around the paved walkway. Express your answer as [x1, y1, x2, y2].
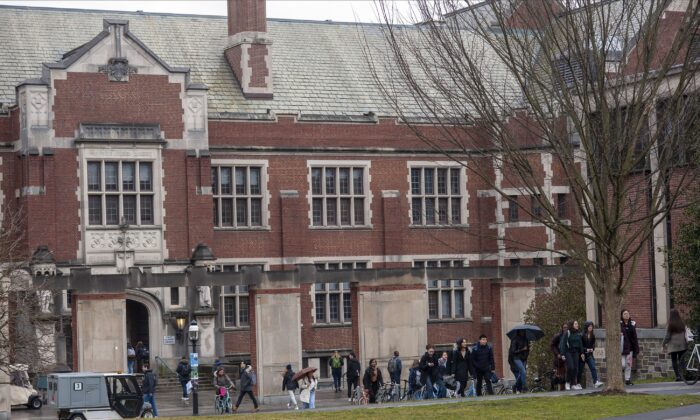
[13, 381, 700, 419]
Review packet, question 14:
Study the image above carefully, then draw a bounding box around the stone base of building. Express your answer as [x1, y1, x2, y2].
[592, 329, 675, 382]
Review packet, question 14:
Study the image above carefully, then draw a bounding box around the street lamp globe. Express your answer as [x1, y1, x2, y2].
[188, 320, 199, 343]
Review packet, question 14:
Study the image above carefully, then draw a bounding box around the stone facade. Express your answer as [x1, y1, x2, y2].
[591, 329, 676, 382]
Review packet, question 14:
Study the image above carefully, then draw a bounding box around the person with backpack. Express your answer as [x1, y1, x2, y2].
[387, 351, 402, 385]
[234, 363, 259, 413]
[508, 330, 530, 394]
[407, 360, 423, 400]
[470, 334, 495, 396]
[136, 342, 150, 372]
[127, 343, 136, 374]
[328, 351, 344, 393]
[175, 356, 192, 403]
[141, 363, 158, 417]
[579, 321, 603, 388]
[621, 309, 640, 385]
[346, 352, 361, 402]
[560, 320, 584, 390]
[663, 308, 688, 381]
[451, 338, 472, 397]
[282, 364, 299, 410]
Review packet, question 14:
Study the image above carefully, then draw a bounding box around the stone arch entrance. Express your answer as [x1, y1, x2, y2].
[126, 290, 164, 368]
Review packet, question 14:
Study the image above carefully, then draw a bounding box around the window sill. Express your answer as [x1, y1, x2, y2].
[85, 225, 162, 230]
[214, 226, 271, 232]
[220, 327, 251, 332]
[428, 318, 473, 324]
[409, 224, 469, 229]
[308, 225, 373, 231]
[312, 323, 352, 328]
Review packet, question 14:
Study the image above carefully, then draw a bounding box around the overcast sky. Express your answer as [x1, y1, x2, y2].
[0, 1, 399, 22]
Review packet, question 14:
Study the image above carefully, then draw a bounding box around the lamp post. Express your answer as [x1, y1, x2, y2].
[188, 320, 199, 416]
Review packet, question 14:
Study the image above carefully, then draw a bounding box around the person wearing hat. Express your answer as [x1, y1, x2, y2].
[282, 364, 299, 410]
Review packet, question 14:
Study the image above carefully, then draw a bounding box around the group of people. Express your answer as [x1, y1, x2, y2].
[550, 320, 605, 390]
[126, 341, 150, 374]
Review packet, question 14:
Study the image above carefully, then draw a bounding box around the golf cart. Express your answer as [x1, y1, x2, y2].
[9, 364, 43, 410]
[48, 373, 154, 419]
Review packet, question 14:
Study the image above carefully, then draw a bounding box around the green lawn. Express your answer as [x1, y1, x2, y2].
[161, 394, 700, 419]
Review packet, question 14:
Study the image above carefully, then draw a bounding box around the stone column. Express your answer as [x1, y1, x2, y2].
[194, 309, 217, 362]
[253, 277, 302, 403]
[74, 293, 127, 372]
[356, 272, 427, 373]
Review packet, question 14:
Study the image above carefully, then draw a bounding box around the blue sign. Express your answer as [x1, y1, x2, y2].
[190, 352, 199, 380]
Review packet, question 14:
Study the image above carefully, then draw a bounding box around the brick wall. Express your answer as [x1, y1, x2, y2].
[53, 73, 183, 139]
[0, 108, 19, 141]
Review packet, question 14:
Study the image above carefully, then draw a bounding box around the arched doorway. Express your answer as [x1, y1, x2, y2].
[126, 299, 150, 348]
[125, 290, 165, 369]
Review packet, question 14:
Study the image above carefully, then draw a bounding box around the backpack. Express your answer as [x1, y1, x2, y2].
[250, 372, 257, 386]
[388, 357, 398, 373]
[141, 347, 150, 360]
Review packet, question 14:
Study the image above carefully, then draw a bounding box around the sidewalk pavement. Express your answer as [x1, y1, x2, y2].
[12, 380, 700, 419]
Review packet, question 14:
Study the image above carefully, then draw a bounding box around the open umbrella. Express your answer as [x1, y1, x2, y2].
[507, 324, 545, 341]
[292, 366, 317, 382]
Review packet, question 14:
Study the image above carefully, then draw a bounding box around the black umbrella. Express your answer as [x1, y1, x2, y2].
[507, 324, 545, 341]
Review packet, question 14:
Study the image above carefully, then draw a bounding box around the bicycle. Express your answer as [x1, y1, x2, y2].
[351, 385, 368, 405]
[374, 383, 396, 404]
[681, 329, 699, 386]
[530, 371, 555, 393]
[492, 378, 514, 395]
[214, 387, 233, 415]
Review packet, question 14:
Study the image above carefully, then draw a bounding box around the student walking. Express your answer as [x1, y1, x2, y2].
[141, 364, 158, 417]
[362, 358, 384, 403]
[471, 334, 495, 396]
[451, 338, 473, 397]
[234, 364, 259, 413]
[663, 309, 688, 381]
[621, 309, 640, 385]
[329, 351, 344, 393]
[560, 320, 584, 390]
[550, 322, 568, 390]
[299, 372, 317, 409]
[419, 344, 440, 399]
[579, 321, 603, 388]
[387, 351, 402, 385]
[346, 352, 361, 402]
[282, 364, 299, 410]
[127, 343, 136, 374]
[175, 356, 191, 403]
[508, 330, 529, 393]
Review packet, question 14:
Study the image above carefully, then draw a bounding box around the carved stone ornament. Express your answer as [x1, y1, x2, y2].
[98, 57, 137, 82]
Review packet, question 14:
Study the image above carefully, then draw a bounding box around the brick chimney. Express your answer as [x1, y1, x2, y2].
[225, 0, 273, 99]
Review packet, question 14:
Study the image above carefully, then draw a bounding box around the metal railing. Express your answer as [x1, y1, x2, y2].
[154, 356, 176, 377]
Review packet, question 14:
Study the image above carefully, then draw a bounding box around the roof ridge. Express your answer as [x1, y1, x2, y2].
[0, 4, 398, 26]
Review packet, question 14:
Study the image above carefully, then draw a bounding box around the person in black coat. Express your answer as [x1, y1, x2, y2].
[470, 334, 495, 396]
[550, 322, 568, 391]
[362, 358, 384, 403]
[621, 309, 640, 385]
[175, 356, 191, 401]
[508, 330, 530, 393]
[450, 338, 473, 396]
[346, 352, 361, 401]
[282, 364, 299, 410]
[419, 344, 440, 399]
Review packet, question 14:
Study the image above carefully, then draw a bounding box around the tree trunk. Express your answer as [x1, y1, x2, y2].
[603, 285, 625, 392]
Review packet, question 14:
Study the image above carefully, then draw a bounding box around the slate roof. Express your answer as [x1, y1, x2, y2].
[0, 5, 410, 117]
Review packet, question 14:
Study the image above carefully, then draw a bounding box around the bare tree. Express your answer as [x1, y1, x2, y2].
[367, 0, 700, 391]
[0, 209, 57, 376]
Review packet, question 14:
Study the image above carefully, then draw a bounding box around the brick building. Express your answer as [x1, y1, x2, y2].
[0, 0, 690, 398]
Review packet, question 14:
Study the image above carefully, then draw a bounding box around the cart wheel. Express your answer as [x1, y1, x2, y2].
[29, 396, 43, 409]
[141, 408, 155, 418]
[69, 414, 87, 420]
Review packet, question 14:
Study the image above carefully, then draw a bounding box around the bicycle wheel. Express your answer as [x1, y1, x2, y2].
[214, 397, 225, 415]
[530, 385, 546, 393]
[681, 347, 699, 386]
